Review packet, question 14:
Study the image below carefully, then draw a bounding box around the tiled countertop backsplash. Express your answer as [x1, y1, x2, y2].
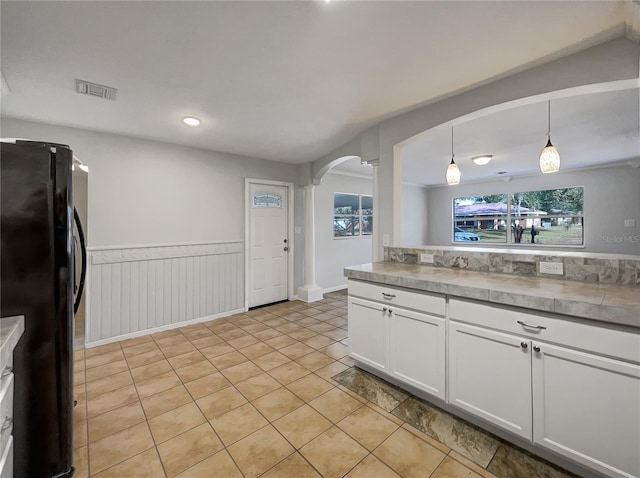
[384, 246, 640, 287]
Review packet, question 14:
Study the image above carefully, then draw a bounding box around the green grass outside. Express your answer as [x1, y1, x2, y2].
[466, 225, 583, 245]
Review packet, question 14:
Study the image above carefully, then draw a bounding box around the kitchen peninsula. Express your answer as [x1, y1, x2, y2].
[345, 255, 639, 478]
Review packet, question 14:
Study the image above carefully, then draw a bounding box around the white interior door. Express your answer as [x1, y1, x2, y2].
[248, 183, 288, 308]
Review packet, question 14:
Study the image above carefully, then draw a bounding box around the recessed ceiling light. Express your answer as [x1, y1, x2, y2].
[182, 116, 202, 127]
[471, 155, 493, 166]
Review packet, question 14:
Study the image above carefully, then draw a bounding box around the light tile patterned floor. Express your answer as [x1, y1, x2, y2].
[72, 291, 563, 477]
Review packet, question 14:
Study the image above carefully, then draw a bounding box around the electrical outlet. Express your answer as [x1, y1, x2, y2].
[624, 219, 636, 228]
[294, 227, 301, 235]
[539, 261, 563, 275]
[382, 234, 390, 246]
[420, 253, 434, 264]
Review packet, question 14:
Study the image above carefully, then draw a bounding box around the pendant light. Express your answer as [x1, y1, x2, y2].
[446, 126, 461, 185]
[539, 100, 560, 174]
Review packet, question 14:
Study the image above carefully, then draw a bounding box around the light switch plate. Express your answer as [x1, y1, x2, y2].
[539, 261, 563, 275]
[624, 219, 636, 228]
[420, 253, 434, 264]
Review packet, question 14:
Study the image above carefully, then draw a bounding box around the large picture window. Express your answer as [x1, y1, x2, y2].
[453, 187, 584, 246]
[334, 193, 373, 237]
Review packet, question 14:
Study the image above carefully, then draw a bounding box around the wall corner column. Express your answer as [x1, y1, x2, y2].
[297, 184, 323, 302]
[364, 158, 381, 262]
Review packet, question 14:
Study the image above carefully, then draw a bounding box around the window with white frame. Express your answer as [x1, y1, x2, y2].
[334, 193, 373, 237]
[453, 187, 584, 246]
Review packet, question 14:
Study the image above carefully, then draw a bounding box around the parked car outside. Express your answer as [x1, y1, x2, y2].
[454, 226, 480, 242]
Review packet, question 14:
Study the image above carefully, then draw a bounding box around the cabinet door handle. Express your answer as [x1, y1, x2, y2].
[520, 342, 528, 349]
[1, 417, 12, 432]
[382, 307, 388, 313]
[381, 292, 396, 300]
[517, 320, 547, 330]
[533, 345, 541, 352]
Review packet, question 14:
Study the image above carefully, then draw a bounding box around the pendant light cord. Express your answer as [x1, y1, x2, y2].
[451, 126, 454, 159]
[547, 100, 551, 138]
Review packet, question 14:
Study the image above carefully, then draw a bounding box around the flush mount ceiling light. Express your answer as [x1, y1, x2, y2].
[471, 155, 492, 166]
[446, 126, 461, 186]
[539, 100, 560, 174]
[182, 116, 202, 127]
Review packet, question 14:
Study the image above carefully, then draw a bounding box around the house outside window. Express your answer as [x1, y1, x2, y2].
[334, 193, 373, 237]
[453, 187, 584, 246]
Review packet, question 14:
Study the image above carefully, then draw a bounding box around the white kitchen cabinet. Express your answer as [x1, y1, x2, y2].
[347, 280, 446, 398]
[348, 296, 389, 372]
[532, 342, 640, 478]
[389, 307, 445, 399]
[449, 298, 640, 478]
[448, 321, 533, 439]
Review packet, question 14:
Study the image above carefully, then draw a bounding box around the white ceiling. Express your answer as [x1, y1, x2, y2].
[333, 88, 640, 185]
[1, 1, 637, 163]
[400, 88, 640, 186]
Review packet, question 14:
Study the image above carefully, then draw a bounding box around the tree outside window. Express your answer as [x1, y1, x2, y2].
[453, 187, 584, 246]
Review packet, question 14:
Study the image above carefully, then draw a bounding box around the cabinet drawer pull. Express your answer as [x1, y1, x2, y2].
[1, 417, 12, 432]
[533, 345, 541, 352]
[1, 366, 12, 379]
[382, 307, 388, 313]
[381, 292, 396, 300]
[520, 342, 528, 349]
[517, 320, 547, 330]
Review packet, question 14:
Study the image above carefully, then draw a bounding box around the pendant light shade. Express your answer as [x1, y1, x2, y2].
[539, 101, 560, 174]
[446, 158, 461, 185]
[446, 126, 461, 185]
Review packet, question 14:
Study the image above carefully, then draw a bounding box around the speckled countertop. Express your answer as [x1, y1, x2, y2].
[1, 315, 25, 367]
[344, 262, 640, 329]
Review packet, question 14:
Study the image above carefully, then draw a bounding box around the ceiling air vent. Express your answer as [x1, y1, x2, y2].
[75, 79, 117, 100]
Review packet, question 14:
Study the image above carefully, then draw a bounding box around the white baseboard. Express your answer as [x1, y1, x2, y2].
[84, 307, 245, 348]
[323, 284, 348, 293]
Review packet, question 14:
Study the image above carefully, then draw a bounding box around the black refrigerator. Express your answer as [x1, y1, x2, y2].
[1, 140, 78, 477]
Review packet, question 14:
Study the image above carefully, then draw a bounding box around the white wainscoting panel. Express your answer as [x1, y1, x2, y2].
[87, 242, 244, 344]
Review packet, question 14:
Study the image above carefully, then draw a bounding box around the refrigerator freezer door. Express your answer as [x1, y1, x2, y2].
[1, 141, 74, 477]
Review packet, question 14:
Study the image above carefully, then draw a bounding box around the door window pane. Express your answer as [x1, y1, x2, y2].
[253, 193, 282, 208]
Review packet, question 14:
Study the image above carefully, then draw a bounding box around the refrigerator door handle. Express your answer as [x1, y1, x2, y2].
[73, 207, 87, 315]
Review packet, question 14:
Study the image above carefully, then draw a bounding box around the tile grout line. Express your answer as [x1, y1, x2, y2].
[79, 299, 350, 477]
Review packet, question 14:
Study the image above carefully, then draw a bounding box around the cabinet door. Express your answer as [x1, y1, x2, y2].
[532, 343, 640, 478]
[449, 321, 532, 439]
[348, 297, 388, 372]
[390, 307, 445, 399]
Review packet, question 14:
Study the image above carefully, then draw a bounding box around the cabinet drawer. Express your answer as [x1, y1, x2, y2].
[0, 373, 13, 454]
[348, 280, 445, 316]
[450, 299, 640, 363]
[0, 435, 12, 478]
